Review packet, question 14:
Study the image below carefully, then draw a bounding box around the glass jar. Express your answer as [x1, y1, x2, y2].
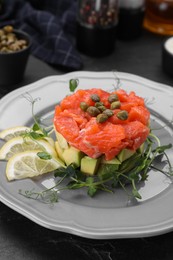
[118, 0, 145, 40]
[143, 0, 173, 36]
[76, 0, 119, 57]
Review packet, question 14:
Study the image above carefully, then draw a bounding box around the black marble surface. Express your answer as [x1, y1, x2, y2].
[0, 30, 173, 260]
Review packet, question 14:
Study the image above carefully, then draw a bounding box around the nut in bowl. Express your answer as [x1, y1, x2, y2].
[0, 25, 31, 86]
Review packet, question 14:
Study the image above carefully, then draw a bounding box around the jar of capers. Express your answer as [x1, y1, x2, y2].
[0, 26, 31, 86]
[0, 25, 29, 53]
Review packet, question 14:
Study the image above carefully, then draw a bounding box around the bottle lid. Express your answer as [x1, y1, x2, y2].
[119, 0, 145, 9]
[162, 37, 173, 77]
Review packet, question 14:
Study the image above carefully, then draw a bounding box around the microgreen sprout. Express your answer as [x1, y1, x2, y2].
[112, 71, 122, 90]
[69, 78, 79, 92]
[21, 92, 53, 140]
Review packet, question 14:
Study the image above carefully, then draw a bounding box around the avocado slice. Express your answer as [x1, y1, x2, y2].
[55, 131, 69, 149]
[137, 143, 145, 154]
[80, 156, 101, 175]
[55, 141, 65, 162]
[101, 157, 121, 165]
[62, 146, 84, 167]
[117, 148, 135, 163]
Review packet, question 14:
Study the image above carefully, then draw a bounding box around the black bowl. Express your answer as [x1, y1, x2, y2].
[0, 29, 31, 86]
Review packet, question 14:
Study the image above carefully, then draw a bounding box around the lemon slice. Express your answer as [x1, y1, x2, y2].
[0, 126, 31, 141]
[6, 150, 64, 181]
[0, 136, 57, 160]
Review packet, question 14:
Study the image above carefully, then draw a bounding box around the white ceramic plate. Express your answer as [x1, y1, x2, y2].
[0, 71, 173, 239]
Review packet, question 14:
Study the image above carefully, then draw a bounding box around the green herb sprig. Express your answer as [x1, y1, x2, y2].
[21, 92, 53, 141]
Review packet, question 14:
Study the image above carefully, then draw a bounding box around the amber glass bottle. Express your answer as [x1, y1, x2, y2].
[143, 0, 173, 35]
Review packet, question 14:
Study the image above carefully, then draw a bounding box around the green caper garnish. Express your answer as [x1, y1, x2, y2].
[110, 101, 121, 110]
[117, 110, 128, 120]
[98, 105, 106, 112]
[108, 94, 119, 103]
[103, 109, 114, 117]
[87, 106, 100, 116]
[95, 101, 104, 108]
[80, 102, 89, 111]
[90, 94, 100, 102]
[96, 113, 108, 123]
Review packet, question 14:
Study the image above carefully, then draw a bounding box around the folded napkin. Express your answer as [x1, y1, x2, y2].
[1, 0, 83, 70]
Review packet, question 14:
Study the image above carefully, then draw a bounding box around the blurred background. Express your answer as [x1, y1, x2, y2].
[0, 0, 173, 72]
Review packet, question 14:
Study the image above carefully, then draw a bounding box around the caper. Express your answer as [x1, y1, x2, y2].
[96, 113, 108, 123]
[98, 105, 106, 112]
[87, 106, 100, 116]
[117, 110, 128, 120]
[108, 94, 119, 103]
[110, 101, 121, 110]
[103, 109, 114, 117]
[80, 102, 89, 111]
[90, 94, 100, 102]
[95, 101, 104, 108]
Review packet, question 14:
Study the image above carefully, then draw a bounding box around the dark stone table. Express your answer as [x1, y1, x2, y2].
[0, 30, 173, 260]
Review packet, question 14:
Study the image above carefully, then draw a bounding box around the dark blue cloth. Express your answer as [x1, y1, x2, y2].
[0, 0, 82, 70]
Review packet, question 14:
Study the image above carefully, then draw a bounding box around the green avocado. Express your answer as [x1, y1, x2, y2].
[117, 148, 135, 163]
[138, 143, 145, 154]
[62, 146, 84, 167]
[101, 157, 121, 165]
[80, 156, 101, 175]
[55, 131, 69, 149]
[55, 141, 65, 162]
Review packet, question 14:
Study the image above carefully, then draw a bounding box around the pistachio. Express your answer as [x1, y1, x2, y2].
[3, 25, 14, 33]
[0, 47, 8, 53]
[117, 110, 128, 120]
[17, 39, 27, 47]
[9, 43, 21, 51]
[108, 94, 119, 103]
[0, 29, 4, 36]
[90, 94, 100, 102]
[1, 40, 7, 47]
[110, 101, 121, 110]
[87, 106, 100, 116]
[0, 25, 28, 53]
[96, 113, 108, 123]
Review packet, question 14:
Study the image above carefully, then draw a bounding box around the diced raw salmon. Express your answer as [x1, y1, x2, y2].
[54, 88, 150, 160]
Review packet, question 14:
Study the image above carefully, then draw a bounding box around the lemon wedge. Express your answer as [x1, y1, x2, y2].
[0, 126, 31, 141]
[6, 150, 64, 181]
[0, 136, 57, 160]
